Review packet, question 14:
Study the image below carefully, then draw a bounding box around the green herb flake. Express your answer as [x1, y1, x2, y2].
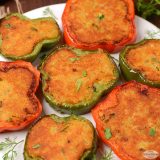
[98, 13, 105, 20]
[104, 128, 112, 139]
[82, 71, 87, 77]
[31, 27, 38, 32]
[32, 144, 41, 149]
[4, 24, 12, 29]
[76, 79, 82, 92]
[69, 57, 80, 62]
[149, 128, 156, 137]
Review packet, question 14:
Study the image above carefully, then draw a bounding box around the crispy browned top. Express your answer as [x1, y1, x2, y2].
[0, 66, 39, 126]
[98, 82, 160, 160]
[26, 116, 94, 160]
[42, 49, 116, 104]
[126, 40, 160, 82]
[66, 0, 132, 44]
[0, 15, 59, 56]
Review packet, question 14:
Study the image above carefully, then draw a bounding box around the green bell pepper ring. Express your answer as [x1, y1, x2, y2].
[24, 114, 97, 160]
[39, 46, 119, 115]
[119, 39, 160, 87]
[0, 13, 61, 62]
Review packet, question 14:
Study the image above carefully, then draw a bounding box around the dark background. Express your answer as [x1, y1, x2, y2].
[0, 0, 160, 28]
[1, 0, 66, 12]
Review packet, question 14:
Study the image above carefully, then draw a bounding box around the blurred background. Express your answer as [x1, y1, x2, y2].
[0, 0, 159, 27]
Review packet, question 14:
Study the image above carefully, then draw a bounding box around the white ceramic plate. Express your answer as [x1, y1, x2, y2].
[0, 3, 160, 160]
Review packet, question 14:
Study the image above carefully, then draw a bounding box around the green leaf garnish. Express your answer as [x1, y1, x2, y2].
[82, 70, 87, 77]
[32, 144, 41, 149]
[0, 138, 23, 160]
[92, 150, 113, 160]
[69, 57, 80, 62]
[4, 24, 12, 29]
[100, 150, 112, 160]
[145, 29, 160, 39]
[98, 13, 105, 20]
[136, 0, 160, 19]
[149, 128, 156, 136]
[76, 79, 82, 92]
[104, 128, 112, 139]
[43, 7, 58, 20]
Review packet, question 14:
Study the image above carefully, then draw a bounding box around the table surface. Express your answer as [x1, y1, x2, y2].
[1, 0, 160, 28]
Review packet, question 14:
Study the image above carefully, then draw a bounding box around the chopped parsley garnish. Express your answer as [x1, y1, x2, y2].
[82, 70, 87, 77]
[104, 128, 112, 139]
[4, 24, 12, 29]
[32, 144, 41, 149]
[69, 57, 80, 62]
[98, 13, 105, 20]
[76, 79, 82, 92]
[149, 128, 156, 137]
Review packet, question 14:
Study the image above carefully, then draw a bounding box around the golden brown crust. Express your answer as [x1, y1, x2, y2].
[42, 48, 116, 104]
[0, 15, 59, 56]
[97, 82, 160, 160]
[26, 116, 94, 160]
[126, 40, 160, 82]
[0, 61, 41, 130]
[66, 0, 132, 44]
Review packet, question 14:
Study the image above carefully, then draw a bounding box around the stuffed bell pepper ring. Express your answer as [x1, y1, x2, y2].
[39, 46, 119, 115]
[120, 39, 160, 87]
